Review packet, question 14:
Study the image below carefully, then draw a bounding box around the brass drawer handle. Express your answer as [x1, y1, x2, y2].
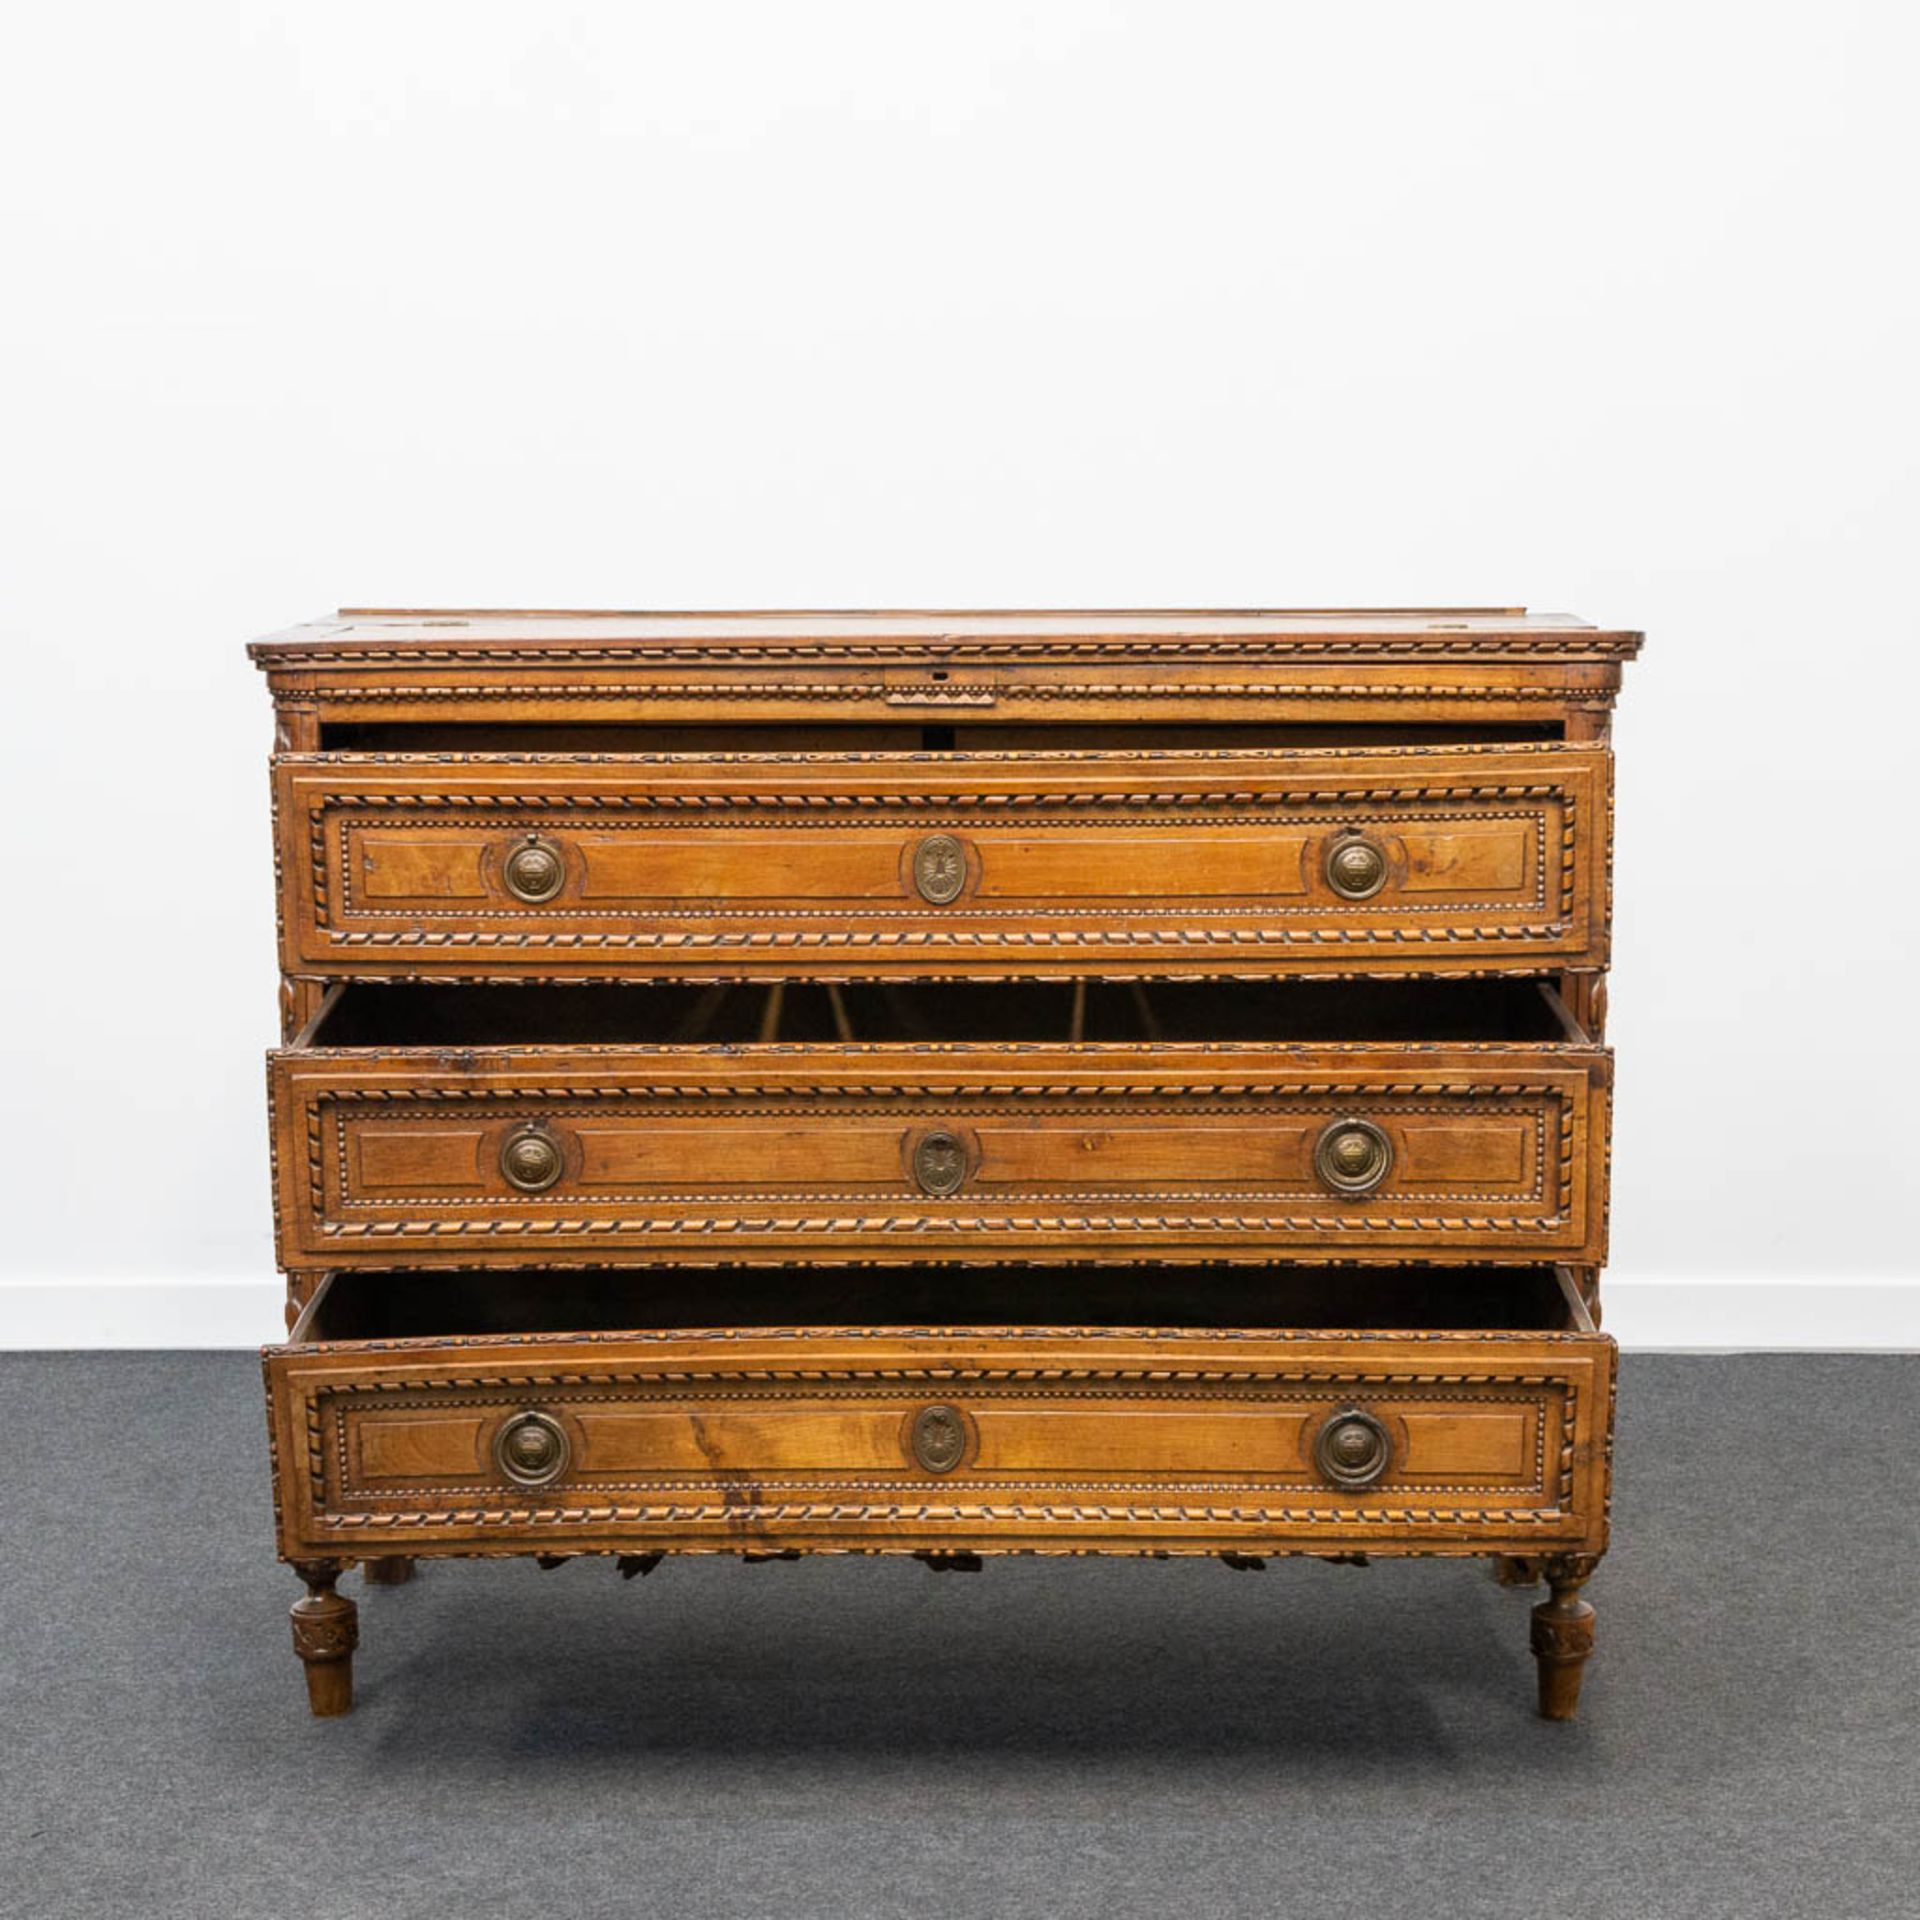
[911, 1403, 968, 1474]
[910, 1128, 969, 1197]
[494, 1410, 571, 1488]
[912, 833, 968, 904]
[500, 1121, 565, 1193]
[1324, 831, 1388, 900]
[502, 833, 566, 903]
[1314, 1118, 1393, 1196]
[1313, 1406, 1391, 1489]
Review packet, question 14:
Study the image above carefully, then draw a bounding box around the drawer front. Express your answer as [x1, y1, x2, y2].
[269, 1043, 1609, 1267]
[273, 747, 1611, 978]
[265, 1327, 1614, 1558]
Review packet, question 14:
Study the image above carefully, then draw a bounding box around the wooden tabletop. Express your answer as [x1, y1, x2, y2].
[252, 608, 1644, 667]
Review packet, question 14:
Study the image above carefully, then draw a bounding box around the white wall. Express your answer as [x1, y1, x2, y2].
[3, 3, 1917, 1346]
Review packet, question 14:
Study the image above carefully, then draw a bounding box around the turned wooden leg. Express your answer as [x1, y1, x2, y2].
[1530, 1554, 1597, 1721]
[361, 1555, 414, 1586]
[289, 1560, 358, 1717]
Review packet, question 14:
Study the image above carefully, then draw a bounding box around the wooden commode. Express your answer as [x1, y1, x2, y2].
[252, 607, 1641, 1719]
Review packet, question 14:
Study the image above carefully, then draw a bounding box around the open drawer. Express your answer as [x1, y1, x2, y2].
[271, 743, 1612, 980]
[268, 978, 1611, 1269]
[265, 1264, 1614, 1561]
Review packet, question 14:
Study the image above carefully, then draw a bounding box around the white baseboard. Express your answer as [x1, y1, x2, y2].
[0, 1279, 286, 1349]
[1599, 1277, 1919, 1350]
[0, 1275, 1915, 1351]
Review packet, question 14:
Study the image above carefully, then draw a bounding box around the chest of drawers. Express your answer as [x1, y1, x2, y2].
[252, 607, 1640, 1720]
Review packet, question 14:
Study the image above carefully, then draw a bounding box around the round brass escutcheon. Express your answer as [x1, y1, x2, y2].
[1313, 1118, 1393, 1196]
[911, 1128, 969, 1197]
[911, 1403, 968, 1474]
[912, 833, 968, 905]
[1324, 832, 1389, 901]
[494, 1409, 571, 1488]
[499, 1122, 565, 1193]
[502, 834, 566, 904]
[1312, 1406, 1392, 1490]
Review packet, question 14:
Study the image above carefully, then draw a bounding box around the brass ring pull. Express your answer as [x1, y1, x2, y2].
[912, 833, 968, 904]
[1313, 1406, 1391, 1489]
[910, 1129, 969, 1197]
[502, 834, 566, 903]
[1314, 1118, 1393, 1196]
[494, 1410, 571, 1488]
[500, 1121, 565, 1193]
[1324, 831, 1388, 900]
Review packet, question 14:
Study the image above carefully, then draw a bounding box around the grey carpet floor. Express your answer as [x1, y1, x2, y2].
[1, 1354, 1916, 1920]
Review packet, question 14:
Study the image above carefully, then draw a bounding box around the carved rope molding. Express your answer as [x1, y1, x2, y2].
[314, 1218, 1577, 1241]
[300, 965, 1594, 986]
[327, 1082, 1563, 1105]
[294, 1362, 1591, 1433]
[262, 1350, 285, 1536]
[317, 927, 1577, 951]
[314, 1503, 1573, 1533]
[272, 1542, 1588, 1564]
[254, 633, 1643, 668]
[300, 1486, 1577, 1532]
[312, 782, 1577, 804]
[289, 680, 1606, 707]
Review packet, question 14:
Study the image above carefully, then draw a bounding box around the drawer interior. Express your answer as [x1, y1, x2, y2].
[303, 977, 1584, 1049]
[291, 1263, 1593, 1343]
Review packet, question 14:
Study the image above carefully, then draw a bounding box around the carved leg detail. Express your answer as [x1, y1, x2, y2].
[362, 1556, 414, 1587]
[290, 1560, 358, 1717]
[1530, 1555, 1597, 1721]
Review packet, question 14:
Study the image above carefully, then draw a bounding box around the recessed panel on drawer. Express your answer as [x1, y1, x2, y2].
[264, 1326, 1614, 1558]
[268, 1041, 1610, 1267]
[273, 746, 1611, 978]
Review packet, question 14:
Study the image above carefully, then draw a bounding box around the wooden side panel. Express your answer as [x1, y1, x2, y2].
[263, 1326, 1615, 1558]
[273, 746, 1611, 979]
[268, 1041, 1611, 1267]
